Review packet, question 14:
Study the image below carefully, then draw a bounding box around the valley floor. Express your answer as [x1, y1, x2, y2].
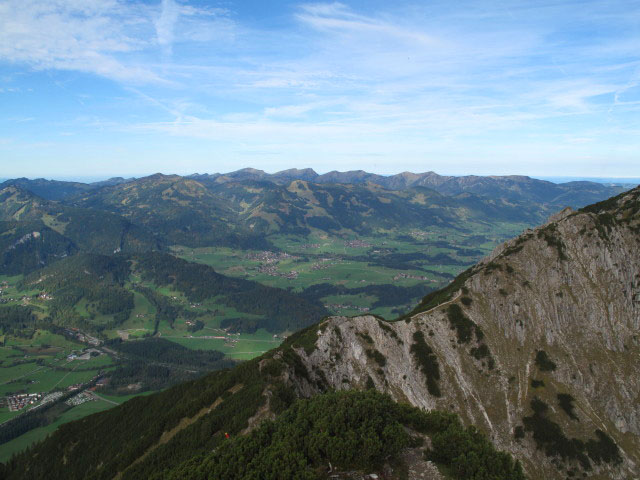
[0, 223, 529, 461]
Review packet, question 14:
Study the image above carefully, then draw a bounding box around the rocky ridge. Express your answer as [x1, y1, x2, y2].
[283, 187, 640, 479]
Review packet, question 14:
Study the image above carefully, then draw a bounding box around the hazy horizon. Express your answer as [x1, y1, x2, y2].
[2, 170, 639, 186]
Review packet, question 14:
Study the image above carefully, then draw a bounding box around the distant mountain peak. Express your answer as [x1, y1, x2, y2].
[90, 177, 135, 188]
[235, 167, 266, 174]
[273, 168, 319, 180]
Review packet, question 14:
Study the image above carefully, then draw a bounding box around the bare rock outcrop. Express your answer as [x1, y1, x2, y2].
[284, 187, 640, 479]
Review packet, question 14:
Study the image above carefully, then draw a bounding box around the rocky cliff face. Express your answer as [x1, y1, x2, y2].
[283, 187, 640, 479]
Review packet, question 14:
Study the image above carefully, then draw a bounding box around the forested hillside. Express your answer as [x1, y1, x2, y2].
[0, 178, 95, 201]
[69, 174, 272, 249]
[0, 221, 76, 274]
[0, 186, 161, 255]
[0, 328, 524, 480]
[0, 172, 634, 470]
[12, 252, 328, 335]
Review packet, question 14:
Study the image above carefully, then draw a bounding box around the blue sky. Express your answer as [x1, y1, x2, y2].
[1, 0, 639, 179]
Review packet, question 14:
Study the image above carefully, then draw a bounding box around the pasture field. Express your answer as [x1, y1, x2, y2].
[0, 330, 114, 426]
[0, 358, 112, 396]
[164, 327, 281, 360]
[2, 224, 528, 367]
[0, 398, 114, 462]
[172, 223, 527, 319]
[0, 274, 42, 309]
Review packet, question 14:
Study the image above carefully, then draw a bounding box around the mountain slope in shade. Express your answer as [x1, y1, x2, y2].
[0, 220, 77, 274]
[69, 174, 272, 249]
[0, 178, 95, 201]
[0, 186, 161, 255]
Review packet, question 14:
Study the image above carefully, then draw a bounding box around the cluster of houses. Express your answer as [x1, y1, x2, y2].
[344, 240, 372, 248]
[324, 303, 371, 313]
[0, 284, 18, 304]
[257, 264, 299, 279]
[393, 273, 430, 281]
[245, 250, 298, 263]
[298, 243, 321, 249]
[409, 230, 433, 238]
[311, 262, 331, 270]
[0, 293, 37, 305]
[310, 258, 343, 271]
[4, 383, 103, 414]
[4, 390, 71, 412]
[5, 393, 42, 411]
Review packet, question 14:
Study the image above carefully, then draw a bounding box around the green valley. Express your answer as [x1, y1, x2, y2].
[0, 170, 633, 467]
[175, 222, 529, 318]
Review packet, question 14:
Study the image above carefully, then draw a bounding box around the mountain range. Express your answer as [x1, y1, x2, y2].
[0, 171, 629, 252]
[4, 169, 629, 207]
[191, 168, 630, 207]
[2, 184, 638, 479]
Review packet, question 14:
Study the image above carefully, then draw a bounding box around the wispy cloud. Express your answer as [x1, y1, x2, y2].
[154, 0, 230, 55]
[296, 2, 439, 47]
[1, 0, 639, 176]
[0, 0, 231, 85]
[0, 0, 161, 83]
[155, 0, 181, 55]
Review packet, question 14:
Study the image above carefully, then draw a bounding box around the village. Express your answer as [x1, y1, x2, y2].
[393, 272, 432, 282]
[3, 373, 106, 414]
[310, 257, 344, 270]
[324, 303, 370, 313]
[245, 250, 299, 263]
[257, 263, 299, 279]
[344, 239, 373, 248]
[4, 392, 42, 411]
[0, 321, 113, 421]
[66, 347, 103, 361]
